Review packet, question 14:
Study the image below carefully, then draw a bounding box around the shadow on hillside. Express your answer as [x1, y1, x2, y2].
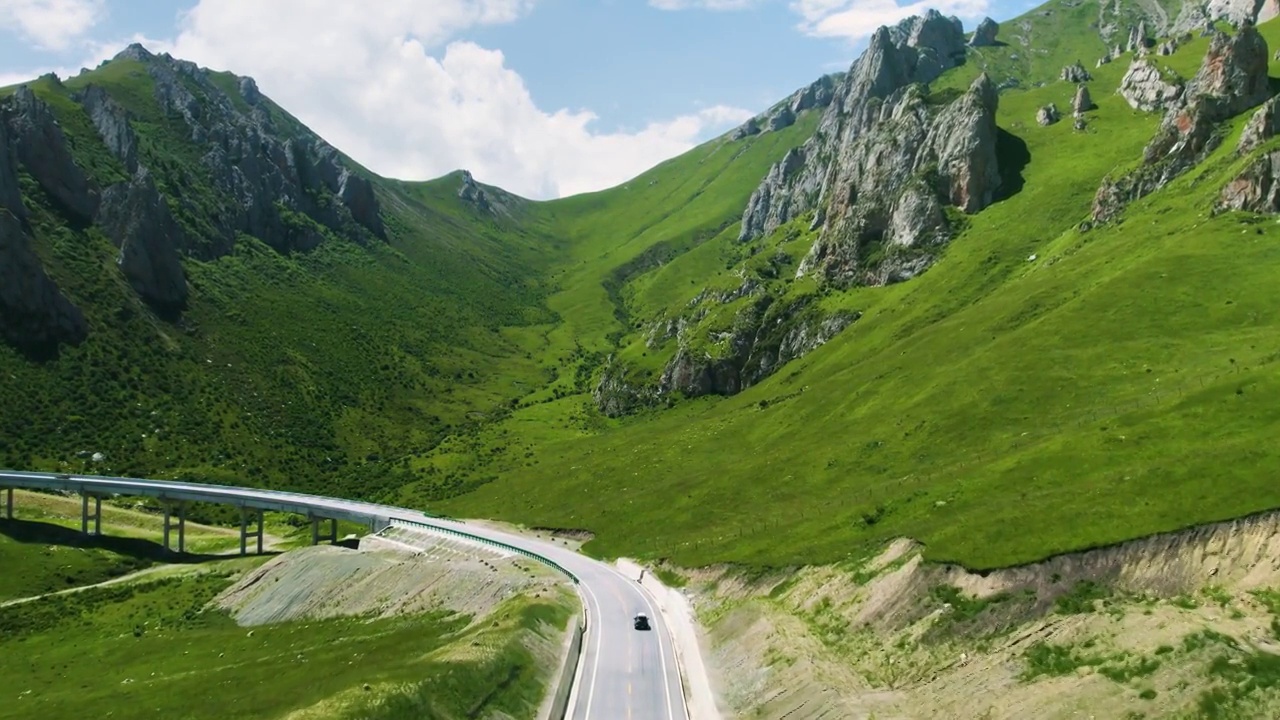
[993, 128, 1030, 202]
[0, 517, 276, 565]
[1270, 76, 1280, 95]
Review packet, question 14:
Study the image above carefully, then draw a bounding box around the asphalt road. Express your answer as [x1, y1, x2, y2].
[0, 471, 687, 719]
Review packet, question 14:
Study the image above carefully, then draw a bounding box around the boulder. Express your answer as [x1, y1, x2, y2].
[1037, 103, 1062, 125]
[1119, 59, 1184, 112]
[1073, 85, 1096, 114]
[1061, 61, 1092, 82]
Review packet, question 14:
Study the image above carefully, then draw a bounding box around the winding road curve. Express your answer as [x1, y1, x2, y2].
[0, 470, 688, 720]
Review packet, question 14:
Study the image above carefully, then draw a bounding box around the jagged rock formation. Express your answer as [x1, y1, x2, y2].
[1119, 59, 1185, 112]
[79, 85, 138, 173]
[1093, 25, 1271, 223]
[1238, 96, 1280, 153]
[0, 107, 22, 221]
[1061, 61, 1092, 83]
[797, 73, 1000, 285]
[456, 170, 520, 218]
[1037, 103, 1061, 125]
[1217, 150, 1280, 212]
[1157, 38, 1180, 56]
[0, 210, 88, 353]
[740, 11, 998, 287]
[119, 44, 385, 255]
[96, 169, 188, 310]
[1206, 0, 1280, 26]
[731, 74, 841, 141]
[593, 292, 860, 414]
[969, 17, 999, 46]
[1073, 85, 1096, 114]
[6, 87, 100, 222]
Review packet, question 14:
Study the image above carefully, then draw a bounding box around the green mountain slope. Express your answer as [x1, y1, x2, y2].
[7, 4, 1280, 575]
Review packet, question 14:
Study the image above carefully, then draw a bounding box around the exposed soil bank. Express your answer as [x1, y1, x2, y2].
[677, 512, 1280, 719]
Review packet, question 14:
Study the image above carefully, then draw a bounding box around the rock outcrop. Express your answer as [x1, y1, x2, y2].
[1073, 85, 1096, 114]
[1217, 149, 1280, 212]
[0, 108, 22, 220]
[1061, 61, 1092, 83]
[117, 44, 385, 255]
[740, 11, 995, 287]
[5, 87, 99, 222]
[1206, 0, 1280, 27]
[0, 209, 87, 353]
[1037, 103, 1062, 125]
[1093, 26, 1271, 223]
[1238, 96, 1280, 153]
[969, 17, 999, 46]
[78, 84, 138, 174]
[731, 74, 841, 141]
[1119, 58, 1185, 112]
[96, 169, 188, 310]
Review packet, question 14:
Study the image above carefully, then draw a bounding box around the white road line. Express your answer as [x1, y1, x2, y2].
[580, 575, 606, 720]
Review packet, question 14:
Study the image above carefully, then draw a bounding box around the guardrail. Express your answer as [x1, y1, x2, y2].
[388, 517, 580, 585]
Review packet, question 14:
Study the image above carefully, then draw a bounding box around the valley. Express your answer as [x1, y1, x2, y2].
[7, 0, 1280, 716]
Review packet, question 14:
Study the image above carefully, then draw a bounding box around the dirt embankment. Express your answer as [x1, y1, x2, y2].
[215, 526, 563, 626]
[684, 514, 1280, 719]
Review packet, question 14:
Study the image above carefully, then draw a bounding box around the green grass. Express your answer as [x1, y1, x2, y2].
[0, 565, 575, 720]
[9, 8, 1280, 579]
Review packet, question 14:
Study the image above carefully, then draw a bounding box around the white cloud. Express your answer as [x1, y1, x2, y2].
[649, 0, 760, 9]
[790, 0, 988, 41]
[14, 0, 744, 200]
[0, 0, 104, 50]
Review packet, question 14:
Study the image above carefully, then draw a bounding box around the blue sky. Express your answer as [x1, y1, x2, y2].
[0, 0, 1014, 198]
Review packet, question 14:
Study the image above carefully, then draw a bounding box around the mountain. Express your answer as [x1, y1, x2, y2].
[6, 1, 1280, 573]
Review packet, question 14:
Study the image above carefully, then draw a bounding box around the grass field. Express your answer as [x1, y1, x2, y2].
[0, 562, 574, 720]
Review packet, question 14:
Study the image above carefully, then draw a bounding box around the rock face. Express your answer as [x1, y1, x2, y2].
[1206, 0, 1280, 26]
[6, 87, 100, 222]
[1061, 61, 1092, 83]
[96, 169, 188, 310]
[0, 109, 22, 221]
[120, 44, 386, 255]
[1217, 149, 1280, 212]
[1186, 24, 1271, 116]
[1073, 85, 1096, 114]
[731, 74, 841, 141]
[1119, 59, 1185, 112]
[78, 84, 138, 173]
[1093, 26, 1272, 223]
[969, 17, 999, 46]
[740, 11, 995, 288]
[0, 209, 88, 353]
[593, 293, 860, 414]
[1238, 96, 1280, 153]
[1037, 103, 1062, 125]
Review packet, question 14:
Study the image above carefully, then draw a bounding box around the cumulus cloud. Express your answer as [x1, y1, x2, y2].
[34, 0, 737, 200]
[790, 0, 989, 41]
[0, 0, 105, 50]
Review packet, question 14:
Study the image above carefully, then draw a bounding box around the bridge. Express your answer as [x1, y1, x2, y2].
[0, 469, 690, 720]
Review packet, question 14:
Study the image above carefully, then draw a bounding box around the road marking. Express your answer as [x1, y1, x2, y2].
[609, 565, 679, 720]
[579, 576, 605, 720]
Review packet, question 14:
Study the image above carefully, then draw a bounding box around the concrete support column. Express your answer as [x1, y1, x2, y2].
[163, 501, 186, 555]
[80, 492, 101, 536]
[310, 515, 337, 545]
[3, 487, 12, 520]
[239, 507, 264, 556]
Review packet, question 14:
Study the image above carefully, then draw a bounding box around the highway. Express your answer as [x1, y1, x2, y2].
[0, 470, 688, 720]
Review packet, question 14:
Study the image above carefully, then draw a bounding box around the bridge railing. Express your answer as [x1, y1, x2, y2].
[388, 517, 580, 585]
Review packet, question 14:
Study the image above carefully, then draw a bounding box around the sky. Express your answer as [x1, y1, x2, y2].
[0, 0, 1012, 199]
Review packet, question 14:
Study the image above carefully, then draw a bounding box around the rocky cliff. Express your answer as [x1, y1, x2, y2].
[1092, 25, 1272, 224]
[0, 210, 88, 355]
[0, 43, 392, 351]
[730, 74, 842, 141]
[740, 11, 1000, 288]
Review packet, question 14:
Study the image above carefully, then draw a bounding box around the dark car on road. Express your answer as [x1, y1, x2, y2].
[633, 612, 650, 630]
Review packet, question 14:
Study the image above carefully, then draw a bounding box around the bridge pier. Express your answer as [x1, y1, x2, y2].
[310, 515, 337, 546]
[3, 487, 11, 520]
[239, 507, 264, 556]
[80, 492, 102, 536]
[162, 501, 186, 555]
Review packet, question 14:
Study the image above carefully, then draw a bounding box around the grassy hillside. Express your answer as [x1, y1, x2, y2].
[431, 19, 1280, 571]
[8, 3, 1280, 579]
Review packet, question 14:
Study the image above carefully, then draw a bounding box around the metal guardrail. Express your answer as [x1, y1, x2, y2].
[388, 518, 580, 585]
